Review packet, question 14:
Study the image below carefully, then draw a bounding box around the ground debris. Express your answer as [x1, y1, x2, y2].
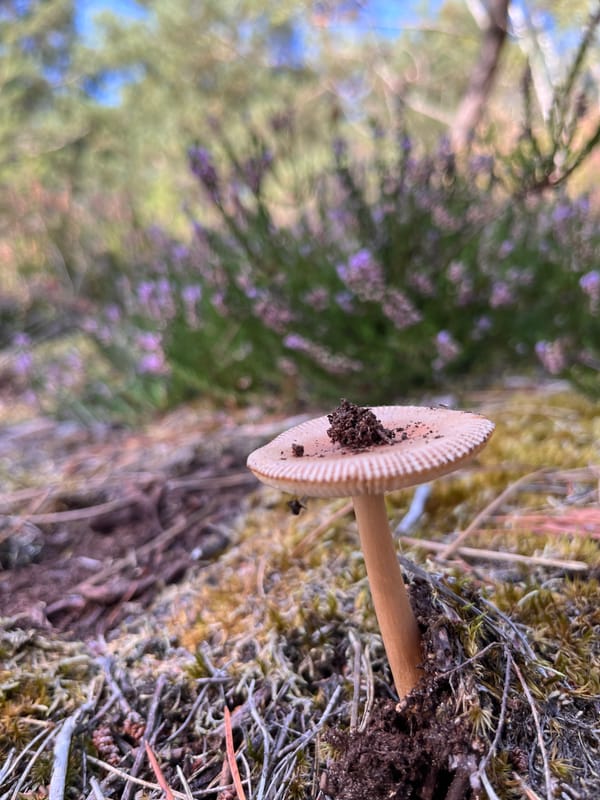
[323, 575, 600, 800]
[0, 404, 305, 637]
[1, 386, 599, 799]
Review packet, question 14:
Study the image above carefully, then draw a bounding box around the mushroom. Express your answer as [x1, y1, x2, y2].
[247, 403, 494, 698]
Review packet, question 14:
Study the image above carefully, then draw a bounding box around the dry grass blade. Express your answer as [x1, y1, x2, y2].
[87, 754, 188, 799]
[6, 728, 58, 800]
[511, 659, 554, 800]
[176, 765, 194, 800]
[89, 776, 108, 800]
[480, 768, 503, 800]
[247, 688, 271, 800]
[477, 649, 512, 775]
[0, 749, 16, 784]
[440, 468, 549, 559]
[224, 706, 248, 800]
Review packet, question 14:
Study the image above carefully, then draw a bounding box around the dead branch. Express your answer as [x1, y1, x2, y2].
[401, 535, 588, 571]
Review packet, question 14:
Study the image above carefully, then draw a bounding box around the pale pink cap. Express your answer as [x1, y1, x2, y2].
[247, 405, 494, 497]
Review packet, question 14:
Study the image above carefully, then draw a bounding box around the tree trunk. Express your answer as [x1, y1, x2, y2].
[451, 0, 510, 150]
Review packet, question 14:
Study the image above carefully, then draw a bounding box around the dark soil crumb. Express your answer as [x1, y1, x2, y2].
[324, 580, 484, 800]
[291, 443, 305, 457]
[327, 399, 395, 451]
[287, 498, 306, 515]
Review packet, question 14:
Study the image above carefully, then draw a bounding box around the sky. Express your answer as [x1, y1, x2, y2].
[75, 0, 445, 45]
[75, 0, 445, 103]
[76, 0, 148, 42]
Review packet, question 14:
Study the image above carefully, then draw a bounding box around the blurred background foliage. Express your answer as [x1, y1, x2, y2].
[1, 0, 599, 422]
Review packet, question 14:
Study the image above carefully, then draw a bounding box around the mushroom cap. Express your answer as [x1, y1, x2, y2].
[247, 405, 494, 497]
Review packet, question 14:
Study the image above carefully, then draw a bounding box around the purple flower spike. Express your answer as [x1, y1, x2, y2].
[552, 203, 573, 224]
[182, 285, 202, 306]
[189, 146, 219, 199]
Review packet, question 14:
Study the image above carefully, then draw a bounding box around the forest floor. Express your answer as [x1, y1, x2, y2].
[0, 381, 599, 799]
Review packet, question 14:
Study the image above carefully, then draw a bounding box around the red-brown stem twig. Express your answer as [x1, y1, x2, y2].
[224, 706, 247, 800]
[145, 742, 175, 800]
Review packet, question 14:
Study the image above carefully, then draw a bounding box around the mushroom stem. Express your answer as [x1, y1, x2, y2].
[352, 493, 423, 698]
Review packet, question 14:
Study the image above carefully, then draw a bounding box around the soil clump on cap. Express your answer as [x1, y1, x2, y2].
[327, 399, 395, 450]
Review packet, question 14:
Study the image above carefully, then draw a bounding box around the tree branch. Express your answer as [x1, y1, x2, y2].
[451, 0, 510, 150]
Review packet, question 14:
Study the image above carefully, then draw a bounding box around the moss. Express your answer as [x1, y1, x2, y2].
[0, 632, 95, 759]
[2, 385, 599, 798]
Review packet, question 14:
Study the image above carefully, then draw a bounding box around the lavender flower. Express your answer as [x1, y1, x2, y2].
[134, 330, 169, 374]
[446, 261, 473, 305]
[135, 278, 175, 322]
[552, 203, 573, 224]
[580, 270, 600, 311]
[498, 240, 514, 258]
[408, 271, 434, 297]
[283, 334, 305, 351]
[284, 333, 362, 374]
[13, 350, 33, 376]
[138, 352, 168, 375]
[189, 146, 219, 201]
[214, 291, 228, 315]
[13, 333, 31, 348]
[137, 331, 162, 351]
[535, 340, 567, 375]
[182, 284, 202, 306]
[472, 316, 492, 340]
[433, 330, 461, 370]
[253, 295, 294, 333]
[172, 244, 189, 264]
[137, 281, 154, 306]
[12, 333, 33, 377]
[382, 290, 422, 330]
[469, 154, 494, 175]
[243, 149, 273, 194]
[337, 249, 385, 302]
[303, 287, 330, 311]
[490, 281, 513, 308]
[334, 291, 355, 314]
[105, 304, 121, 323]
[182, 284, 202, 328]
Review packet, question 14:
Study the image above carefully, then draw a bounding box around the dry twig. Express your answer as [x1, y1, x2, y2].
[400, 535, 588, 571]
[49, 690, 99, 800]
